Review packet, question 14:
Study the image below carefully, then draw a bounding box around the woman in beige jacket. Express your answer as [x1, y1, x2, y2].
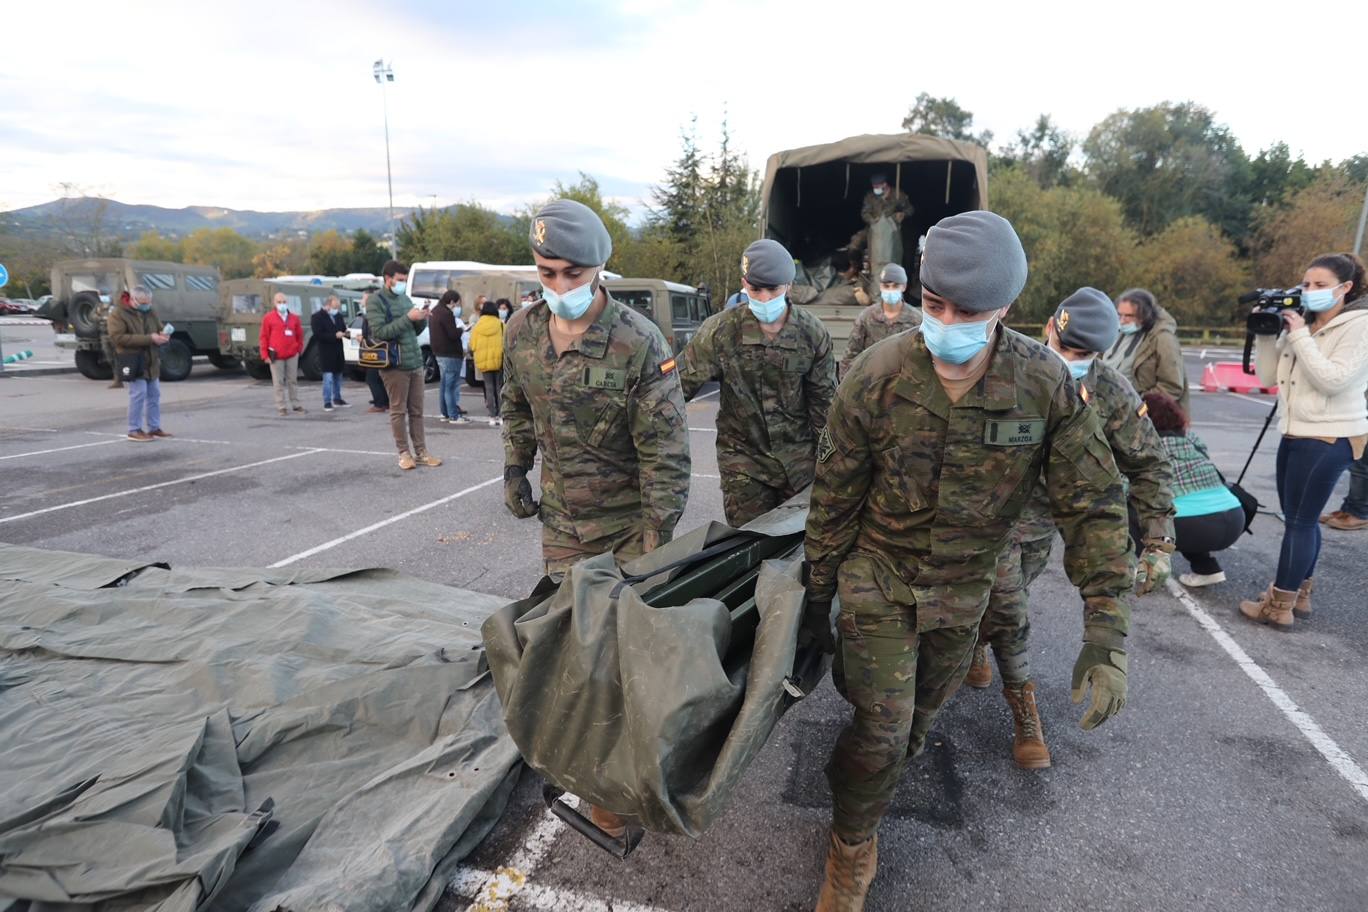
[1240, 252, 1368, 628]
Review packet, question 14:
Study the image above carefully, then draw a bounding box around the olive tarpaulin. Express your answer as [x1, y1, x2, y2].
[0, 544, 521, 912]
[481, 493, 829, 837]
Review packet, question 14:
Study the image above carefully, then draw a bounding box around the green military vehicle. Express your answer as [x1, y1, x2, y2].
[218, 279, 369, 381]
[759, 133, 989, 357]
[39, 258, 232, 381]
[603, 278, 712, 353]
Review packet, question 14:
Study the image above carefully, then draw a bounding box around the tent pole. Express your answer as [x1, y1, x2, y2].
[945, 162, 953, 204]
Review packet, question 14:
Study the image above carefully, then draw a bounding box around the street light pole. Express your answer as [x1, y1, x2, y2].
[372, 60, 396, 252]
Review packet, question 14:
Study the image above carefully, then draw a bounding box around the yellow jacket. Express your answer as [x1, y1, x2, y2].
[470, 314, 504, 372]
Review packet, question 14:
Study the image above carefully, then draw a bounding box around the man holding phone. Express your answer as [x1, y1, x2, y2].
[108, 284, 173, 441]
[366, 260, 442, 470]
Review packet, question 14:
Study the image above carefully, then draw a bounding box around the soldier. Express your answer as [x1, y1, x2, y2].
[838, 263, 922, 380]
[859, 173, 913, 277]
[679, 239, 836, 527]
[803, 212, 1134, 912]
[964, 287, 1175, 770]
[811, 250, 868, 309]
[501, 198, 690, 577]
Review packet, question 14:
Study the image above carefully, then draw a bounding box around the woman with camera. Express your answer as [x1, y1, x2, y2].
[1240, 252, 1368, 629]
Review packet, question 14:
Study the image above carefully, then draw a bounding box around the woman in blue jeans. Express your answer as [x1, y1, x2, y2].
[1240, 252, 1368, 629]
[428, 290, 469, 424]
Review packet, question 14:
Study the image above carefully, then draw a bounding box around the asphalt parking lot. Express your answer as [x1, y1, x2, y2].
[2, 347, 1366, 912]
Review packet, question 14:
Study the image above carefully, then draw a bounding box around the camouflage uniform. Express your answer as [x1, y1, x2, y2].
[501, 295, 690, 575]
[805, 328, 1132, 842]
[860, 188, 913, 227]
[679, 304, 836, 527]
[838, 302, 922, 380]
[980, 360, 1175, 685]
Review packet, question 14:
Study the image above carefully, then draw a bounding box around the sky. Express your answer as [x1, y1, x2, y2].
[3, 0, 1366, 220]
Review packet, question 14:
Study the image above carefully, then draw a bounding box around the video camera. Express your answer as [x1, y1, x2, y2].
[1242, 287, 1302, 336]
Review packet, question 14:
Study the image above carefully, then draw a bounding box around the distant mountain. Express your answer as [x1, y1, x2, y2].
[0, 197, 419, 240]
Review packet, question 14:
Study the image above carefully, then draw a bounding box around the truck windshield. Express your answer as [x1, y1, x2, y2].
[612, 289, 653, 321]
[70, 273, 117, 296]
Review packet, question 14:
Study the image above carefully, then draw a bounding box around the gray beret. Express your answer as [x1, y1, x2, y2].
[879, 263, 908, 284]
[919, 210, 1028, 313]
[1053, 287, 1119, 354]
[529, 199, 612, 266]
[741, 239, 795, 287]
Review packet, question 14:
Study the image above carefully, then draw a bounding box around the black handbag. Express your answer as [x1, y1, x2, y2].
[116, 351, 146, 380]
[357, 300, 400, 369]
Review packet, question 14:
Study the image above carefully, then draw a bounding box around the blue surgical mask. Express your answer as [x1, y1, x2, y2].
[1117, 322, 1140, 335]
[391, 281, 407, 295]
[137, 303, 152, 313]
[880, 290, 903, 305]
[1067, 358, 1094, 381]
[747, 293, 788, 324]
[276, 303, 288, 315]
[873, 187, 885, 197]
[542, 276, 596, 320]
[1302, 284, 1342, 313]
[920, 309, 996, 364]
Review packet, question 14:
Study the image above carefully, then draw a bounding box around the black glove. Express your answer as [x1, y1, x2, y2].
[802, 598, 836, 655]
[503, 465, 538, 518]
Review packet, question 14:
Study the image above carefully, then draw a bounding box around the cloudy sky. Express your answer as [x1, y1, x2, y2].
[4, 0, 1364, 218]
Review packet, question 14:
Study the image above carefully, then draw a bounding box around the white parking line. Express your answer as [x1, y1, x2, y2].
[269, 475, 503, 567]
[1227, 391, 1275, 407]
[458, 807, 569, 912]
[688, 427, 717, 434]
[452, 867, 670, 912]
[692, 388, 719, 401]
[1167, 579, 1368, 804]
[0, 450, 319, 526]
[0, 439, 121, 461]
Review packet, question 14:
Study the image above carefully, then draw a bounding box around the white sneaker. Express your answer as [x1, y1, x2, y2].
[1180, 571, 1226, 588]
[450, 415, 471, 425]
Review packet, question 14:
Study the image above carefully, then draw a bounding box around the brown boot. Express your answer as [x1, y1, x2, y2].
[1326, 513, 1368, 531]
[964, 643, 992, 689]
[1294, 578, 1313, 618]
[398, 451, 416, 471]
[414, 449, 442, 467]
[815, 830, 877, 912]
[588, 804, 627, 839]
[1002, 681, 1051, 770]
[1239, 585, 1295, 629]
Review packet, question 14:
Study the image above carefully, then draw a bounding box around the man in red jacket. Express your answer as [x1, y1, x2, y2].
[261, 292, 305, 415]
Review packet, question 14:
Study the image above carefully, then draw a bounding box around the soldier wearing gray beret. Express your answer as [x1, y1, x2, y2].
[1052, 287, 1120, 354]
[879, 263, 908, 285]
[529, 199, 613, 267]
[919, 210, 1028, 313]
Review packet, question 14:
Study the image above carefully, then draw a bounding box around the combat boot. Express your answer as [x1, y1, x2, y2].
[588, 804, 627, 839]
[815, 830, 877, 912]
[1294, 578, 1313, 618]
[414, 449, 442, 467]
[964, 643, 992, 689]
[398, 451, 416, 471]
[1239, 584, 1295, 630]
[1002, 681, 1051, 769]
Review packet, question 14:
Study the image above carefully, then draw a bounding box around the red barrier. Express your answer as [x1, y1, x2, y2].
[1200, 361, 1277, 394]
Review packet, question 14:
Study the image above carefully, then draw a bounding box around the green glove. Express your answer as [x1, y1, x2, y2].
[503, 465, 538, 519]
[1134, 546, 1172, 595]
[1071, 642, 1127, 730]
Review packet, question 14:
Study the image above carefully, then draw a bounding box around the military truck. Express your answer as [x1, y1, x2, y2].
[603, 278, 712, 353]
[218, 279, 370, 381]
[759, 133, 988, 356]
[39, 258, 232, 381]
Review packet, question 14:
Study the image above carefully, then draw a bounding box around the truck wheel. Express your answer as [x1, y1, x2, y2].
[244, 359, 273, 380]
[74, 349, 113, 380]
[71, 292, 105, 338]
[299, 343, 323, 381]
[208, 352, 241, 371]
[423, 347, 439, 384]
[160, 339, 193, 382]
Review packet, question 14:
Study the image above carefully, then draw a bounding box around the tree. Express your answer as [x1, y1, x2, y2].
[127, 230, 183, 262]
[307, 230, 353, 276]
[252, 239, 309, 278]
[990, 169, 1137, 324]
[901, 93, 993, 146]
[1252, 172, 1364, 291]
[650, 118, 705, 252]
[182, 227, 258, 278]
[994, 114, 1076, 189]
[1132, 216, 1250, 324]
[1082, 102, 1251, 240]
[395, 204, 527, 265]
[349, 229, 389, 274]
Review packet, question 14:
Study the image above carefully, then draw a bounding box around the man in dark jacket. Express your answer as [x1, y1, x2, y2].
[366, 260, 442, 470]
[108, 284, 173, 442]
[311, 295, 350, 411]
[427, 289, 468, 423]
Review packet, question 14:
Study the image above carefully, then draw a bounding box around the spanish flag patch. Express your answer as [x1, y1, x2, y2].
[660, 357, 677, 375]
[1079, 383, 1091, 404]
[1137, 402, 1149, 418]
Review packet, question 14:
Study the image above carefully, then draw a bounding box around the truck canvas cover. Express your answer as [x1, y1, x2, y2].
[0, 545, 520, 912]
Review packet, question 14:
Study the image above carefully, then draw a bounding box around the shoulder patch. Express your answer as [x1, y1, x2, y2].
[1137, 402, 1149, 418]
[1079, 382, 1091, 405]
[816, 426, 836, 463]
[660, 357, 676, 375]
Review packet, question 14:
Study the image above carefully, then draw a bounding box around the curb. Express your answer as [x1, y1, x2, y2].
[0, 366, 80, 378]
